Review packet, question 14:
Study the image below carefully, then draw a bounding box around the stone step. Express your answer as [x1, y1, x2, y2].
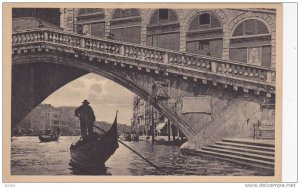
[222, 138, 275, 148]
[194, 149, 274, 170]
[202, 146, 274, 162]
[210, 144, 274, 157]
[216, 141, 275, 152]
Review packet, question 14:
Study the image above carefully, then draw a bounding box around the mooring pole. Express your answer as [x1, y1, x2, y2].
[151, 106, 155, 145]
[172, 124, 176, 142]
[167, 120, 170, 142]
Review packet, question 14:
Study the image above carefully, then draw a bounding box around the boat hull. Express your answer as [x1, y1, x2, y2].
[70, 138, 118, 168]
[39, 135, 59, 142]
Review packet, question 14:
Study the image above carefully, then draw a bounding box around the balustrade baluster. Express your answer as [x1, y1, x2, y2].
[244, 68, 249, 76]
[201, 61, 206, 68]
[29, 34, 33, 42]
[163, 53, 168, 64]
[53, 34, 57, 42]
[36, 33, 41, 41]
[12, 35, 16, 44]
[93, 41, 97, 49]
[85, 40, 89, 48]
[271, 72, 276, 82]
[49, 33, 53, 41]
[227, 64, 232, 73]
[206, 61, 210, 69]
[260, 71, 266, 80]
[26, 34, 30, 42]
[21, 34, 26, 42]
[80, 37, 85, 48]
[33, 33, 37, 41]
[11, 30, 275, 87]
[211, 61, 217, 73]
[17, 35, 21, 43]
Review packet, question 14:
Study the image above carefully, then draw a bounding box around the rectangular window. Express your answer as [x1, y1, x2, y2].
[199, 13, 211, 25]
[159, 9, 169, 20]
[247, 47, 262, 66]
[199, 41, 210, 50]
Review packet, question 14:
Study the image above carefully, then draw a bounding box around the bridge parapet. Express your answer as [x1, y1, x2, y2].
[12, 28, 275, 95]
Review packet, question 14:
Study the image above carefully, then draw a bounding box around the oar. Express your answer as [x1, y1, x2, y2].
[93, 124, 162, 170]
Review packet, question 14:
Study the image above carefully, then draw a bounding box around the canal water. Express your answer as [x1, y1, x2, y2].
[11, 136, 272, 176]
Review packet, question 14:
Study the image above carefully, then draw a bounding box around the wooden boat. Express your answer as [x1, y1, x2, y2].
[39, 127, 60, 142]
[131, 133, 139, 141]
[39, 133, 59, 142]
[119, 132, 131, 141]
[70, 113, 119, 168]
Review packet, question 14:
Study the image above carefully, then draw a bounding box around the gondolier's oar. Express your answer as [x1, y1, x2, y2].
[117, 139, 160, 170]
[93, 124, 162, 170]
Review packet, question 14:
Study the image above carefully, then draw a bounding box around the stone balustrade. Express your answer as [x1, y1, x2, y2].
[12, 28, 276, 87]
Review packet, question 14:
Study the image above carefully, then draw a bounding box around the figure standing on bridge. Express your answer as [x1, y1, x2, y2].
[75, 100, 96, 141]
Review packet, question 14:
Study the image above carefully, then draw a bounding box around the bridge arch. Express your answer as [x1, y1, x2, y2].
[12, 28, 275, 148]
[12, 52, 196, 140]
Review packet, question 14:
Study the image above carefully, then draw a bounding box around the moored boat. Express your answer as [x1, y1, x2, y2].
[119, 132, 131, 141]
[131, 133, 139, 141]
[70, 113, 119, 168]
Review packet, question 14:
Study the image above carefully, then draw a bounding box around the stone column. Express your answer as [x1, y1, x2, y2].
[63, 8, 76, 33]
[104, 9, 113, 39]
[140, 9, 148, 46]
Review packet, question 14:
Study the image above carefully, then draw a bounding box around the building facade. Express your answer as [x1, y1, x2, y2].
[132, 95, 177, 136]
[14, 104, 81, 136]
[61, 8, 276, 68]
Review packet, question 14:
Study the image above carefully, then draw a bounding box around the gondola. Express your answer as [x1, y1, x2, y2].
[39, 133, 59, 142]
[70, 113, 119, 168]
[39, 127, 60, 142]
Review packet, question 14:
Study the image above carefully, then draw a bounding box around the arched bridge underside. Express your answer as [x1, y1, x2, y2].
[12, 29, 276, 147]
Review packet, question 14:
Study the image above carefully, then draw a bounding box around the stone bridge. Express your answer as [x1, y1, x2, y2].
[12, 28, 276, 148]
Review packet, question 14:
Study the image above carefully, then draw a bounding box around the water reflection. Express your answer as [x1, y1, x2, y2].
[11, 136, 273, 176]
[68, 161, 111, 175]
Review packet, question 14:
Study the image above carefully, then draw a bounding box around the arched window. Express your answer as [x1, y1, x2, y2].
[76, 8, 105, 38]
[147, 9, 180, 50]
[149, 9, 178, 25]
[110, 9, 141, 44]
[188, 12, 222, 30]
[186, 12, 223, 58]
[232, 19, 269, 37]
[229, 19, 271, 67]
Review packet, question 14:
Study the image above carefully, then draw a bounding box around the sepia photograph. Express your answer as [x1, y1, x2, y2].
[3, 3, 283, 182]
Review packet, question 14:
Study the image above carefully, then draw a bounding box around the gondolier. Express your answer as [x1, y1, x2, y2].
[75, 100, 96, 141]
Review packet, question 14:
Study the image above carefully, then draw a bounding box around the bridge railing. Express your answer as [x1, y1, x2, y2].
[12, 28, 276, 85]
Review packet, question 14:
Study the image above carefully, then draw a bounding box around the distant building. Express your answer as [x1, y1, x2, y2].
[15, 104, 60, 135]
[56, 106, 81, 136]
[61, 8, 276, 67]
[132, 96, 170, 136]
[14, 104, 131, 136]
